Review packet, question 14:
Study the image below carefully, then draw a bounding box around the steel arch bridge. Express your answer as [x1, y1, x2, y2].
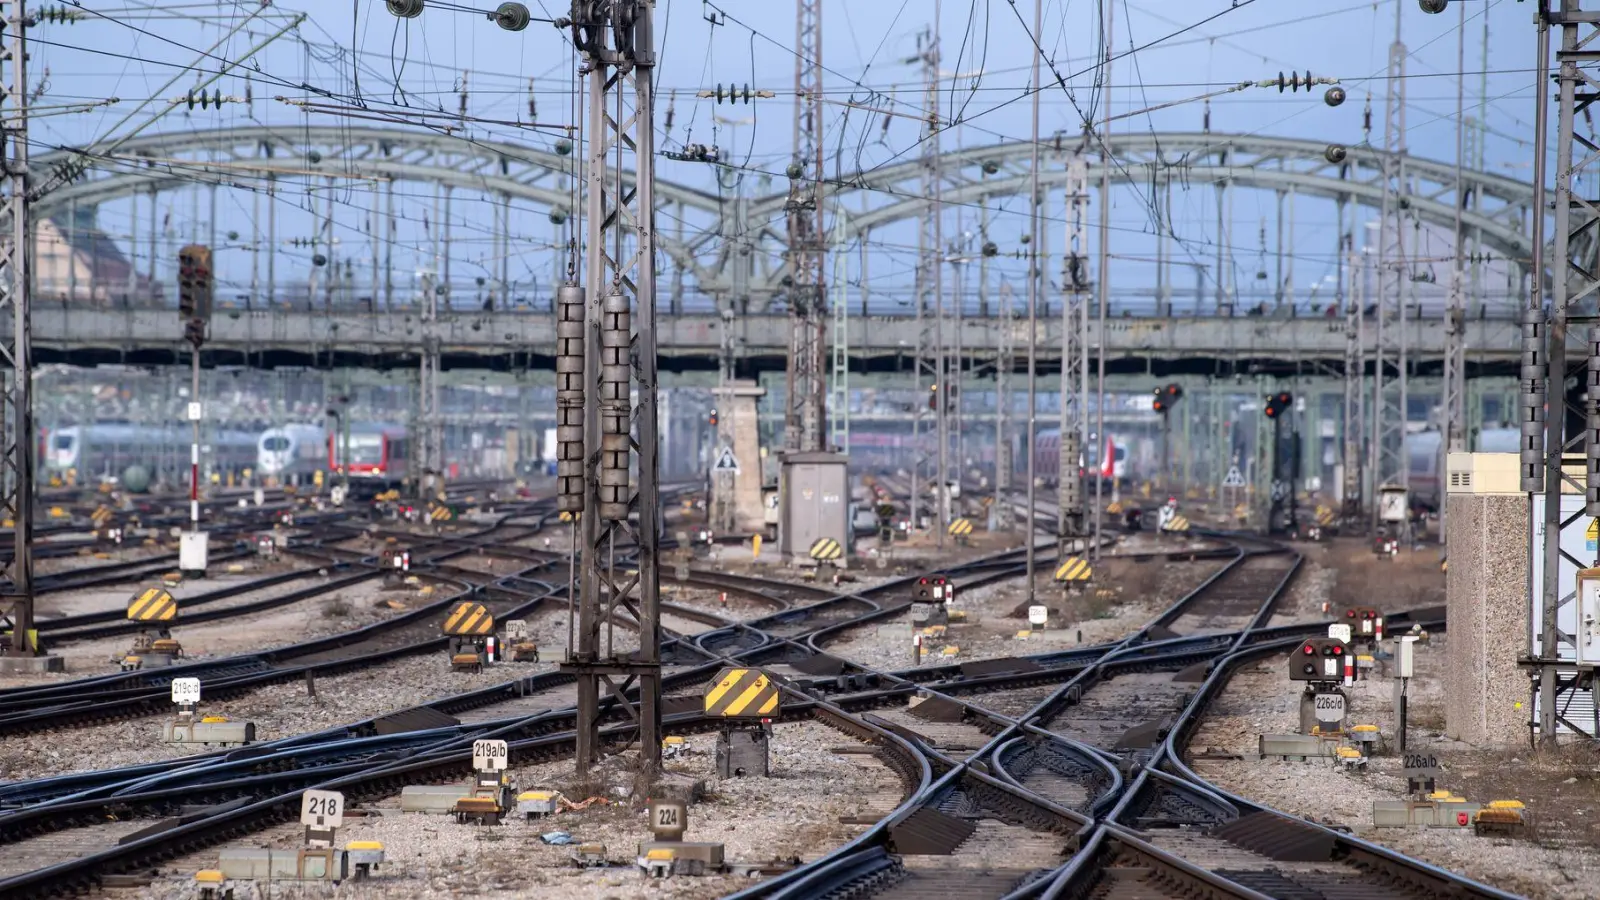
[32, 125, 1538, 310]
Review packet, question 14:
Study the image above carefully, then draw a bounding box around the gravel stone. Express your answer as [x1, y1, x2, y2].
[113, 721, 902, 900]
[1189, 631, 1600, 899]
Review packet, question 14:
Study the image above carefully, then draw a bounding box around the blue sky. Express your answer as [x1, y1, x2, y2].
[23, 0, 1535, 312]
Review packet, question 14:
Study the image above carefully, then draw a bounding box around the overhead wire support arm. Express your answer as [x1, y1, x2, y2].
[29, 9, 304, 200]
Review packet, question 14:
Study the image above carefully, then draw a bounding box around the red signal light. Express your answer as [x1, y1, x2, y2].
[1303, 644, 1315, 655]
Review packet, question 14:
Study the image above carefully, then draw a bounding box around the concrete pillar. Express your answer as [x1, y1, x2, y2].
[712, 380, 767, 533]
[1444, 452, 1528, 747]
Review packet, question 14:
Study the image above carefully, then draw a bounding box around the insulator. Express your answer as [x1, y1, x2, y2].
[555, 282, 585, 513]
[1589, 325, 1600, 515]
[493, 2, 531, 31]
[387, 0, 425, 18]
[528, 79, 538, 119]
[1521, 307, 1548, 493]
[598, 289, 632, 522]
[1058, 432, 1082, 509]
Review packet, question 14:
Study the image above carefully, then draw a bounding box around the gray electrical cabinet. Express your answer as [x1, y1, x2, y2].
[778, 451, 850, 562]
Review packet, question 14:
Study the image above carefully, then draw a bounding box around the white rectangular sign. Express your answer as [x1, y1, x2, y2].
[300, 789, 345, 829]
[170, 677, 201, 705]
[472, 739, 509, 771]
[1327, 624, 1352, 644]
[1027, 605, 1048, 627]
[1312, 692, 1346, 723]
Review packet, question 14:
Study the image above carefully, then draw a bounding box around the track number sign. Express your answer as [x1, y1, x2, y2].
[1312, 692, 1346, 723]
[301, 789, 345, 829]
[170, 677, 201, 706]
[1027, 606, 1048, 628]
[472, 739, 509, 771]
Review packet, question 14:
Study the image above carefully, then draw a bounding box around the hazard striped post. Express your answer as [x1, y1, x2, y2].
[808, 537, 844, 565]
[443, 602, 496, 636]
[1054, 556, 1092, 590]
[127, 588, 177, 623]
[703, 667, 782, 718]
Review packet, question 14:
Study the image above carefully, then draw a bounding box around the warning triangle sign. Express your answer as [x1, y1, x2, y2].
[1588, 519, 1599, 540]
[713, 447, 741, 474]
[1221, 466, 1246, 488]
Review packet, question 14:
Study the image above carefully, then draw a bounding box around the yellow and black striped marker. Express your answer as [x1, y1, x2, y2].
[948, 518, 974, 538]
[809, 537, 844, 562]
[1106, 501, 1123, 515]
[1054, 557, 1092, 582]
[91, 506, 113, 526]
[558, 510, 582, 523]
[704, 666, 781, 718]
[443, 602, 495, 636]
[1315, 506, 1335, 527]
[127, 587, 177, 622]
[1162, 514, 1191, 533]
[429, 505, 455, 523]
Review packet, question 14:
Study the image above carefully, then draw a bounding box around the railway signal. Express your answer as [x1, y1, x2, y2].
[1263, 391, 1294, 420]
[1150, 383, 1183, 414]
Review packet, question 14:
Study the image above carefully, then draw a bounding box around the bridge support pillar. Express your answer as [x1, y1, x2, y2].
[711, 380, 767, 535]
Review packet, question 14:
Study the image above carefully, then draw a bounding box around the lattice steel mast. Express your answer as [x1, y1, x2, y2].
[1371, 2, 1411, 535]
[784, 0, 825, 453]
[0, 0, 34, 662]
[1058, 154, 1089, 552]
[911, 22, 945, 539]
[1441, 0, 1469, 492]
[562, 0, 663, 778]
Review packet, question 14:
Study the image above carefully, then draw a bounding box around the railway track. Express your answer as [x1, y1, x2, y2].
[0, 515, 1510, 900]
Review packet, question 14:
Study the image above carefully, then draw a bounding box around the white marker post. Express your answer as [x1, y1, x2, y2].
[472, 739, 509, 772]
[1028, 605, 1048, 632]
[300, 789, 345, 848]
[170, 677, 201, 719]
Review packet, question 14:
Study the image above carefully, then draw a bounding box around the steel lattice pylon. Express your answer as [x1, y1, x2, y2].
[910, 26, 946, 539]
[1370, 6, 1411, 535]
[1057, 155, 1089, 551]
[783, 0, 825, 454]
[0, 0, 32, 659]
[1534, 0, 1600, 745]
[562, 0, 663, 778]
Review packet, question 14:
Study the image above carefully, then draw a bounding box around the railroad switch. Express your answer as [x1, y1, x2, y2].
[516, 790, 562, 819]
[162, 678, 255, 746]
[1474, 801, 1527, 836]
[570, 843, 609, 868]
[193, 869, 233, 900]
[1349, 724, 1382, 756]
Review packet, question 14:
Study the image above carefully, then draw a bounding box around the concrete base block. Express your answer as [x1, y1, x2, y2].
[1445, 491, 1529, 747]
[399, 785, 471, 813]
[0, 655, 64, 673]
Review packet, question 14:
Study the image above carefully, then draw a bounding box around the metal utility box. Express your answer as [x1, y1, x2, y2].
[715, 726, 770, 778]
[778, 452, 849, 561]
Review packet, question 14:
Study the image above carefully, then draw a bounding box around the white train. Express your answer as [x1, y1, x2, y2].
[45, 424, 257, 490]
[256, 424, 330, 480]
[257, 423, 410, 486]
